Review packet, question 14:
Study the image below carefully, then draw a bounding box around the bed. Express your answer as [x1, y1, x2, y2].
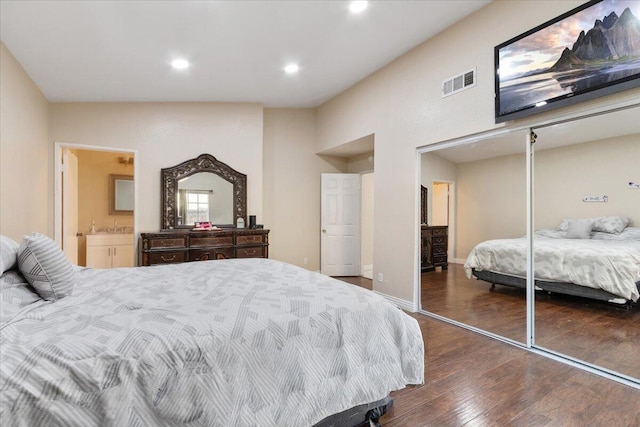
[1, 234, 424, 427]
[463, 219, 640, 306]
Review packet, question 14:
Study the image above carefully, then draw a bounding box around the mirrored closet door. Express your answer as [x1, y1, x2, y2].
[532, 106, 640, 381]
[420, 129, 529, 345]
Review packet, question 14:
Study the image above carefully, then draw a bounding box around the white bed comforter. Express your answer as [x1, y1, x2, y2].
[1, 258, 424, 427]
[464, 237, 640, 302]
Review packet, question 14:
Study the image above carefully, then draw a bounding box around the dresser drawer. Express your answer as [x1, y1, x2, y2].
[432, 236, 446, 245]
[432, 228, 447, 236]
[190, 235, 234, 247]
[148, 251, 187, 265]
[147, 237, 187, 249]
[433, 255, 448, 265]
[236, 234, 265, 245]
[236, 246, 265, 258]
[432, 245, 447, 256]
[190, 247, 234, 261]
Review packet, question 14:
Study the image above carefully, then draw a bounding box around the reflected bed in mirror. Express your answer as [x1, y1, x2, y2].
[109, 174, 133, 215]
[161, 153, 247, 229]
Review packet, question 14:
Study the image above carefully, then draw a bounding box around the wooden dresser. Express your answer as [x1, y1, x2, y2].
[421, 225, 448, 272]
[139, 229, 269, 266]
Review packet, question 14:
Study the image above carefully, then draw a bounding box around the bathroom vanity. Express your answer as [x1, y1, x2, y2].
[86, 233, 135, 268]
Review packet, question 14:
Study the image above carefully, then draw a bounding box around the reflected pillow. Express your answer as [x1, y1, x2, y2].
[1, 235, 20, 274]
[17, 233, 75, 301]
[559, 216, 630, 234]
[592, 216, 630, 234]
[565, 219, 593, 239]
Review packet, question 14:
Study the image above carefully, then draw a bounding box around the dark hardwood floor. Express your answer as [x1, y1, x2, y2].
[421, 264, 527, 343]
[334, 276, 372, 290]
[381, 314, 640, 426]
[335, 274, 640, 426]
[421, 264, 640, 379]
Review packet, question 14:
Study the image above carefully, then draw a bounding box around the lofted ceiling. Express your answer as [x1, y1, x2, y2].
[0, 0, 490, 107]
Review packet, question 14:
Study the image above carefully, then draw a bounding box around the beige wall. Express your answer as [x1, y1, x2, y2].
[262, 109, 344, 270]
[0, 42, 50, 242]
[346, 152, 374, 173]
[534, 135, 640, 230]
[76, 149, 134, 266]
[442, 134, 639, 261]
[455, 152, 527, 258]
[50, 103, 264, 236]
[315, 0, 640, 302]
[360, 172, 374, 272]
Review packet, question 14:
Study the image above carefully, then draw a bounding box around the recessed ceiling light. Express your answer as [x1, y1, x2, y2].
[284, 63, 299, 74]
[171, 59, 190, 70]
[349, 1, 368, 14]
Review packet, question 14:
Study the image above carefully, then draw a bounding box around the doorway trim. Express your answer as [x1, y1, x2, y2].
[431, 180, 456, 263]
[54, 142, 138, 264]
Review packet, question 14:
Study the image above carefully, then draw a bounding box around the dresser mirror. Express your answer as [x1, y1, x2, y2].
[161, 153, 247, 229]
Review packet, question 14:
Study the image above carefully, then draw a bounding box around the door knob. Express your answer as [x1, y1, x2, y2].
[322, 229, 327, 233]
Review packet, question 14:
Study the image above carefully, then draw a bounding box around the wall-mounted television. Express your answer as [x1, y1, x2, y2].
[495, 0, 640, 123]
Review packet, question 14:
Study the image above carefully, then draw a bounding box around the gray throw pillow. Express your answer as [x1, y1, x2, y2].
[1, 235, 20, 274]
[565, 219, 593, 239]
[17, 233, 76, 301]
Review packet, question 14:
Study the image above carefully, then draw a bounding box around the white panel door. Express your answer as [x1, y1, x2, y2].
[62, 149, 79, 264]
[321, 173, 361, 276]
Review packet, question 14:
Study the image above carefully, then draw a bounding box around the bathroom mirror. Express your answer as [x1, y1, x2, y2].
[109, 174, 134, 215]
[161, 153, 247, 229]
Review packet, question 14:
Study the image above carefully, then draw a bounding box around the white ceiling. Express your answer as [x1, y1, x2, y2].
[0, 0, 490, 107]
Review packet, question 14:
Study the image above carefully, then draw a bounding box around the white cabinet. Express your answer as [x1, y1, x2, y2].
[86, 234, 134, 268]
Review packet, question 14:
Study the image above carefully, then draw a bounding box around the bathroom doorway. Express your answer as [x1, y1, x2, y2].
[54, 143, 137, 266]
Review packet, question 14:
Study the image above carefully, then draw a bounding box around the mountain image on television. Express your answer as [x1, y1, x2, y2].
[496, 0, 640, 120]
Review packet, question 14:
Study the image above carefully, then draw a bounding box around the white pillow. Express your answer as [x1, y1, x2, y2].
[17, 233, 75, 301]
[1, 235, 20, 274]
[592, 216, 630, 234]
[565, 219, 593, 239]
[558, 216, 630, 234]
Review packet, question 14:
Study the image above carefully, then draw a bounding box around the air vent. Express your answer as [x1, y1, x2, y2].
[442, 68, 476, 98]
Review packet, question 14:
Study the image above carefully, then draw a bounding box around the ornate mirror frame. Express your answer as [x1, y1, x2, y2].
[161, 153, 247, 229]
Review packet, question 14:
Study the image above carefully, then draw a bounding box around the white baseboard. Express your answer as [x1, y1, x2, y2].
[361, 264, 373, 280]
[374, 291, 418, 312]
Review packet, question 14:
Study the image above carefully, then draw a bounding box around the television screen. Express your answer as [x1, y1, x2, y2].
[495, 0, 640, 123]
